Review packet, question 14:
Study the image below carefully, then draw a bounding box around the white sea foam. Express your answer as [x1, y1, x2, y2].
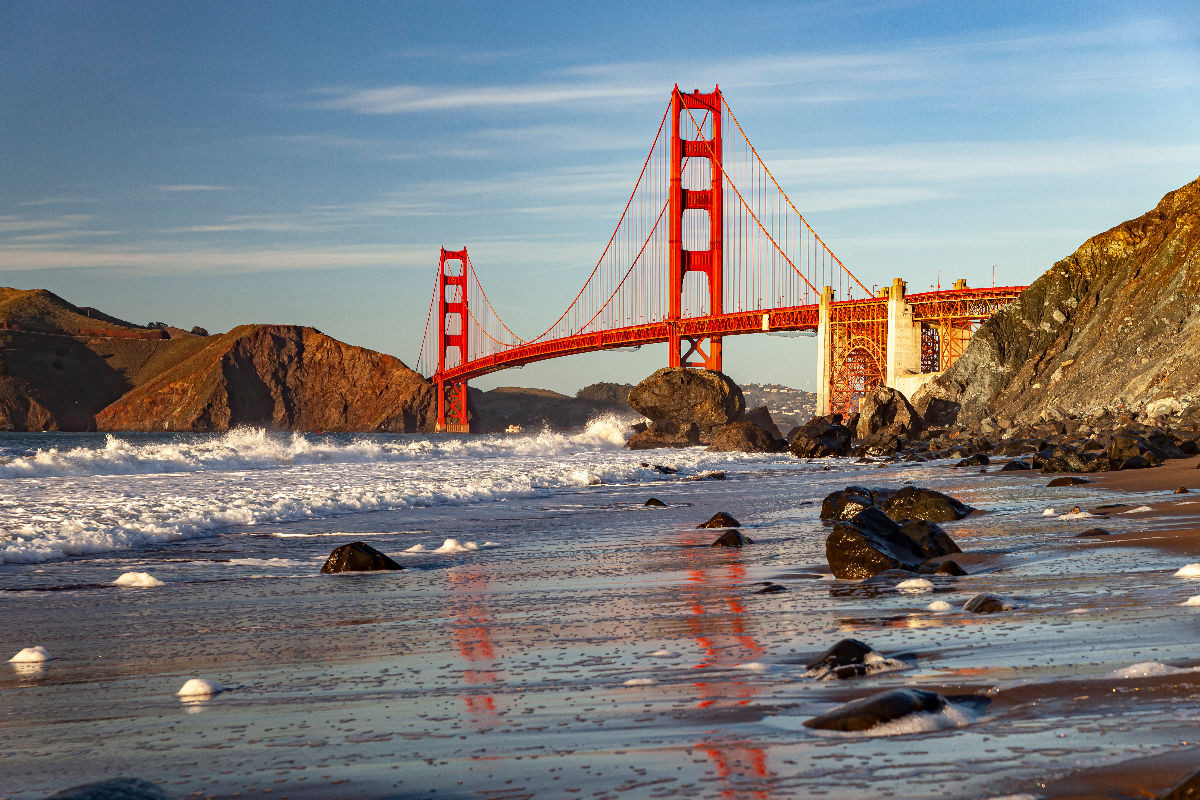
[1059, 510, 1094, 520]
[176, 678, 225, 697]
[896, 578, 934, 593]
[1123, 505, 1154, 514]
[735, 662, 769, 672]
[8, 646, 52, 663]
[1109, 661, 1195, 679]
[623, 678, 657, 686]
[0, 426, 783, 564]
[766, 699, 981, 737]
[1175, 564, 1200, 577]
[404, 544, 429, 553]
[926, 600, 953, 612]
[1041, 508, 1055, 516]
[433, 539, 479, 554]
[113, 571, 165, 588]
[1182, 595, 1200, 606]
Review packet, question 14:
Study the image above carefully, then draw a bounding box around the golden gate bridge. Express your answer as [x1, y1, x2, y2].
[418, 86, 1023, 432]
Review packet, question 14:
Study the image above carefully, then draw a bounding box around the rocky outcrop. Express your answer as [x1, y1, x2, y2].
[706, 420, 780, 452]
[320, 542, 404, 573]
[470, 383, 638, 433]
[789, 413, 853, 457]
[627, 367, 744, 447]
[914, 175, 1200, 426]
[856, 387, 924, 439]
[96, 325, 434, 432]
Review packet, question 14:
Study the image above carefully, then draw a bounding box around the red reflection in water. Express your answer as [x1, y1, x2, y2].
[681, 532, 775, 799]
[448, 569, 501, 731]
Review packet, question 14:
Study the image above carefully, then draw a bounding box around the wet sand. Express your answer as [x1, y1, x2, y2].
[7, 456, 1200, 799]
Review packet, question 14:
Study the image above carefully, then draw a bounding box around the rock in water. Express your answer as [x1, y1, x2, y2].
[644, 497, 667, 507]
[710, 530, 753, 547]
[706, 420, 779, 453]
[897, 519, 962, 559]
[855, 387, 925, 439]
[881, 486, 975, 522]
[321, 542, 404, 573]
[789, 414, 853, 458]
[1048, 476, 1092, 487]
[825, 507, 927, 580]
[48, 778, 178, 799]
[626, 368, 744, 446]
[802, 688, 946, 732]
[699, 512, 741, 529]
[963, 593, 1016, 613]
[820, 486, 892, 521]
[1160, 767, 1200, 799]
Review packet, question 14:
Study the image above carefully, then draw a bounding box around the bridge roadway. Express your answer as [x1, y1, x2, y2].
[437, 285, 1025, 385]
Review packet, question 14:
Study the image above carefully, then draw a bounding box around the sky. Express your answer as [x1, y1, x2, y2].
[2, 0, 1199, 394]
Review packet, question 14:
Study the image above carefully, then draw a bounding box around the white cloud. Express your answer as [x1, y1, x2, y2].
[153, 184, 236, 193]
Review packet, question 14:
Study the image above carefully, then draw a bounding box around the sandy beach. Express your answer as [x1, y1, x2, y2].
[6, 434, 1200, 799]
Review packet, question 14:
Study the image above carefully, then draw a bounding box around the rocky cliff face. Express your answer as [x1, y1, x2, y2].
[915, 175, 1200, 426]
[95, 325, 435, 432]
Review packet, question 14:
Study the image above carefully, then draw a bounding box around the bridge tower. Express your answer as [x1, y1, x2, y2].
[435, 247, 470, 433]
[669, 86, 723, 371]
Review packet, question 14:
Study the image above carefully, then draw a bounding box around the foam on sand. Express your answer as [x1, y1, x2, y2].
[176, 678, 226, 697]
[1041, 508, 1056, 517]
[1175, 564, 1200, 577]
[926, 600, 953, 612]
[1109, 661, 1196, 679]
[1123, 505, 1153, 513]
[623, 678, 657, 686]
[113, 571, 165, 588]
[1182, 595, 1200, 606]
[896, 578, 934, 593]
[433, 539, 479, 553]
[8, 646, 52, 663]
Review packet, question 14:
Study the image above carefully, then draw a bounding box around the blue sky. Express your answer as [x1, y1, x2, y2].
[2, 0, 1198, 394]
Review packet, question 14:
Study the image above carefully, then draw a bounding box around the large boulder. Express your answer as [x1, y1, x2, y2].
[825, 507, 927, 579]
[627, 368, 744, 444]
[789, 414, 852, 458]
[881, 486, 975, 522]
[820, 486, 894, 521]
[856, 387, 925, 439]
[744, 405, 783, 440]
[802, 688, 947, 732]
[706, 420, 779, 453]
[321, 542, 404, 573]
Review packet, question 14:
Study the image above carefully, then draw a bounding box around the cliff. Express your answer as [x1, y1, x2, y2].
[915, 175, 1200, 426]
[95, 324, 435, 432]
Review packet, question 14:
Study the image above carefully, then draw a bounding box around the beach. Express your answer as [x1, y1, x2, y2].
[4, 428, 1200, 799]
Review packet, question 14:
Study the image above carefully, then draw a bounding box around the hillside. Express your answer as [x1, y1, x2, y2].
[914, 174, 1200, 426]
[96, 324, 435, 432]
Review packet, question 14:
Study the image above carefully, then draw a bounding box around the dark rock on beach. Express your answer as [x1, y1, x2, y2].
[706, 420, 780, 453]
[1048, 476, 1092, 487]
[802, 688, 946, 732]
[789, 413, 853, 458]
[820, 486, 891, 521]
[897, 519, 962, 560]
[699, 511, 741, 529]
[881, 486, 975, 523]
[321, 542, 404, 573]
[1160, 766, 1200, 800]
[963, 593, 1016, 613]
[710, 530, 753, 547]
[1075, 527, 1111, 538]
[626, 367, 743, 448]
[644, 497, 667, 507]
[48, 778, 178, 800]
[825, 507, 928, 580]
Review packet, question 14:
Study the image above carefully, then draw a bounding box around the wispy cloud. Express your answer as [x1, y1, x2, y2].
[0, 214, 96, 234]
[153, 184, 236, 193]
[18, 196, 100, 207]
[308, 82, 662, 114]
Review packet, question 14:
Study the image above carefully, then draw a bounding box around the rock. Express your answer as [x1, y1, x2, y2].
[1075, 527, 1111, 538]
[1159, 766, 1200, 799]
[743, 405, 783, 440]
[789, 414, 853, 458]
[803, 638, 903, 680]
[1001, 458, 1032, 471]
[1177, 487, 1191, 494]
[919, 559, 968, 576]
[687, 470, 726, 481]
[320, 542, 403, 573]
[644, 497, 667, 507]
[854, 424, 910, 456]
[820, 486, 893, 521]
[627, 368, 744, 445]
[880, 486, 975, 523]
[48, 778, 177, 800]
[698, 512, 741, 529]
[1048, 476, 1092, 487]
[710, 530, 752, 547]
[706, 420, 780, 453]
[1119, 454, 1153, 470]
[626, 426, 698, 449]
[856, 387, 925, 439]
[802, 688, 947, 732]
[640, 462, 678, 474]
[825, 507, 927, 580]
[755, 582, 786, 594]
[956, 453, 990, 467]
[897, 519, 962, 560]
[963, 593, 1016, 613]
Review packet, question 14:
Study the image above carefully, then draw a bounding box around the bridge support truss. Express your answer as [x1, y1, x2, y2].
[435, 247, 471, 433]
[669, 86, 723, 371]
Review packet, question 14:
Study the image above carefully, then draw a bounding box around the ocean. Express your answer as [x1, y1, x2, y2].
[4, 423, 1200, 799]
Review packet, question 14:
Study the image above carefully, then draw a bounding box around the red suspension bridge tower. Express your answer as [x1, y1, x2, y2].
[435, 248, 470, 433]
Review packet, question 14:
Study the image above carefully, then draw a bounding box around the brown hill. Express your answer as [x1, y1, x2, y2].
[0, 288, 208, 430]
[914, 174, 1200, 427]
[95, 324, 434, 432]
[469, 383, 637, 432]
